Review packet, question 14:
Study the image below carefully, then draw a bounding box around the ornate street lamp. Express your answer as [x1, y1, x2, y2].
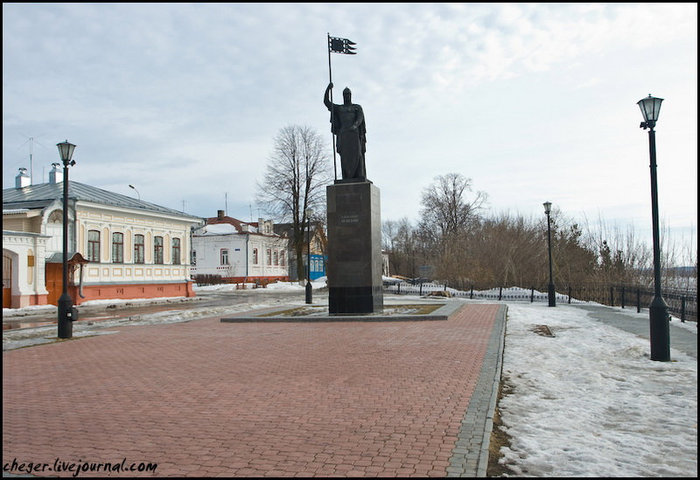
[305, 208, 313, 304]
[57, 140, 77, 339]
[638, 94, 670, 361]
[543, 201, 556, 307]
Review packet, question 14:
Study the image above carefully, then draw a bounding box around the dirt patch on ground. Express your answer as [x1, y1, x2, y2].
[532, 324, 555, 337]
[487, 376, 515, 477]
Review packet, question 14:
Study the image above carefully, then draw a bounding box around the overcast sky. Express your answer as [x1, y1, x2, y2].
[3, 3, 697, 253]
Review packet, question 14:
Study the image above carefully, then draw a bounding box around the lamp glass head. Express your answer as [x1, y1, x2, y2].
[637, 94, 663, 123]
[56, 140, 76, 164]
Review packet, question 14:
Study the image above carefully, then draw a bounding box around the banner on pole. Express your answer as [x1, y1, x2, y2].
[328, 36, 357, 55]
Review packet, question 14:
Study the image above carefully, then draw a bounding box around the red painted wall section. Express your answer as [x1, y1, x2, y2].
[69, 282, 196, 306]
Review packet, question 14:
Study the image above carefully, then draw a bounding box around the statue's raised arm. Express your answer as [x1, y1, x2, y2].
[324, 82, 334, 110]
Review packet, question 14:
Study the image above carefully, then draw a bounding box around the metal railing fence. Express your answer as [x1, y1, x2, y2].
[385, 281, 696, 322]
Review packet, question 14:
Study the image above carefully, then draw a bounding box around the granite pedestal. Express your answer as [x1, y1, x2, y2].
[326, 181, 383, 314]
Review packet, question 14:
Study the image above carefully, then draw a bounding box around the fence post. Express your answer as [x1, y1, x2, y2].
[444, 282, 447, 292]
[681, 297, 686, 323]
[419, 282, 423, 296]
[636, 288, 641, 313]
[498, 286, 502, 301]
[568, 286, 572, 304]
[621, 286, 625, 309]
[530, 287, 534, 303]
[397, 282, 400, 294]
[470, 285, 474, 300]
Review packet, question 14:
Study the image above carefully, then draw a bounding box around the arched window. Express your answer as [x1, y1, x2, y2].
[154, 236, 164, 264]
[172, 238, 181, 265]
[87, 230, 100, 262]
[134, 234, 145, 264]
[112, 232, 124, 263]
[46, 210, 63, 254]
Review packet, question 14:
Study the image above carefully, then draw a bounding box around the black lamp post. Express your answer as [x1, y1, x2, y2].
[57, 140, 76, 339]
[638, 94, 670, 362]
[543, 201, 556, 307]
[305, 208, 313, 304]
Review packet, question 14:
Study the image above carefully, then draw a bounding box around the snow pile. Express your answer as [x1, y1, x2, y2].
[198, 223, 241, 235]
[499, 303, 697, 477]
[193, 278, 327, 293]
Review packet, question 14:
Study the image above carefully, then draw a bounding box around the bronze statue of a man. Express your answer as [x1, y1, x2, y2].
[324, 82, 367, 181]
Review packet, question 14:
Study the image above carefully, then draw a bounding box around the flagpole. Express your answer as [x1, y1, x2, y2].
[327, 33, 338, 182]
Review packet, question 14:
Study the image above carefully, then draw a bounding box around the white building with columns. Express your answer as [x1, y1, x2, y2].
[3, 166, 203, 308]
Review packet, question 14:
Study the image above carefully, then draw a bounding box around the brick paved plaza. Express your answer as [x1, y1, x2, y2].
[3, 303, 501, 477]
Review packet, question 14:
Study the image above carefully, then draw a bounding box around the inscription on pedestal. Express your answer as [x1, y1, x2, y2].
[340, 214, 359, 224]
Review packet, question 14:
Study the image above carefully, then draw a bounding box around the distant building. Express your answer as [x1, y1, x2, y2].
[3, 166, 203, 308]
[273, 222, 328, 281]
[190, 211, 289, 284]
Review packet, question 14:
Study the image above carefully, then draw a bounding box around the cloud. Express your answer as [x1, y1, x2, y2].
[2, 3, 696, 251]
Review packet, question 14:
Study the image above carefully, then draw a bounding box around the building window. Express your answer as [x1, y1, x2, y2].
[191, 250, 196, 266]
[280, 251, 285, 266]
[172, 238, 181, 265]
[273, 251, 279, 266]
[154, 236, 164, 265]
[267, 249, 272, 265]
[134, 234, 145, 264]
[112, 232, 124, 263]
[87, 230, 100, 262]
[221, 249, 229, 265]
[253, 248, 258, 264]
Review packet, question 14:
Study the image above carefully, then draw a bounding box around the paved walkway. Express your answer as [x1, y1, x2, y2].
[3, 302, 505, 477]
[572, 304, 697, 358]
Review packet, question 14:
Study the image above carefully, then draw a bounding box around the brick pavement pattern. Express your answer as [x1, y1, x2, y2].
[3, 303, 501, 477]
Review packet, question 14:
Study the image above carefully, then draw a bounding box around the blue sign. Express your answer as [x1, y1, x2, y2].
[309, 254, 326, 280]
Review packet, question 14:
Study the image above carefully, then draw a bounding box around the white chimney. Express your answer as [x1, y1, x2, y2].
[49, 163, 63, 184]
[15, 168, 30, 188]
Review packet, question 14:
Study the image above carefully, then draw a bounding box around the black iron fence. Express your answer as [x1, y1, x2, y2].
[604, 284, 696, 323]
[385, 281, 697, 323]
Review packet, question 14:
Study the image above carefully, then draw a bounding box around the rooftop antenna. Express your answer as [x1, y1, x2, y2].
[17, 134, 49, 185]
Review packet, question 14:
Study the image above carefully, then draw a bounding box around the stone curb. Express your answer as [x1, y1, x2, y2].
[448, 303, 507, 477]
[220, 299, 464, 323]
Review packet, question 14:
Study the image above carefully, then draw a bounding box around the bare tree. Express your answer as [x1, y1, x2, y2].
[383, 217, 420, 278]
[382, 219, 398, 252]
[256, 125, 332, 280]
[419, 173, 487, 238]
